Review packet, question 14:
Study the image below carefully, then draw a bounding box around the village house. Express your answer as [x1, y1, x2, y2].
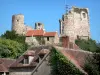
[25, 29, 59, 45]
[9, 46, 51, 75]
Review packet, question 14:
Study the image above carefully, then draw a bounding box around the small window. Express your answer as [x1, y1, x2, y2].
[17, 19, 19, 22]
[62, 25, 64, 29]
[83, 13, 86, 18]
[38, 23, 41, 26]
[77, 35, 79, 39]
[35, 58, 39, 63]
[24, 57, 29, 64]
[47, 37, 49, 41]
[62, 29, 64, 34]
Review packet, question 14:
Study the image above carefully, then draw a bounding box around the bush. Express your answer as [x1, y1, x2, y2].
[75, 39, 100, 53]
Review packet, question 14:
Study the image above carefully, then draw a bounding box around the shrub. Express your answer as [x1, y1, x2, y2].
[75, 39, 99, 52]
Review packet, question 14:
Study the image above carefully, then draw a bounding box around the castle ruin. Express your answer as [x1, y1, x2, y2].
[35, 22, 44, 30]
[59, 6, 90, 42]
[12, 14, 33, 35]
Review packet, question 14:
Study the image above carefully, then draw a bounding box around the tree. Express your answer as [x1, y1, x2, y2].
[0, 30, 28, 58]
[1, 30, 18, 40]
[0, 38, 26, 58]
[1, 30, 25, 44]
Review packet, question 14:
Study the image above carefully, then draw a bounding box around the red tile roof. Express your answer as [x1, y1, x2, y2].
[0, 64, 8, 72]
[44, 32, 56, 37]
[26, 29, 44, 36]
[0, 58, 15, 72]
[26, 29, 57, 37]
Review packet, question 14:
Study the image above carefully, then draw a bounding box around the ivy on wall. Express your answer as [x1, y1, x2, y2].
[50, 47, 84, 75]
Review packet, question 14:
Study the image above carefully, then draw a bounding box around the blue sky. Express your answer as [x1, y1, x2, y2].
[0, 0, 100, 41]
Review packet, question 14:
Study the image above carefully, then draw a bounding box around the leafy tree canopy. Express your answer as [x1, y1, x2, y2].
[0, 38, 26, 58]
[1, 30, 25, 44]
[0, 30, 28, 58]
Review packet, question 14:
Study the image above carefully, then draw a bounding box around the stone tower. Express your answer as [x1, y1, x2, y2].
[59, 6, 90, 42]
[12, 14, 25, 35]
[35, 22, 44, 30]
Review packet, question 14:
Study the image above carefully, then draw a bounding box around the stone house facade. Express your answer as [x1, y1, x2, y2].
[25, 29, 59, 45]
[43, 32, 59, 45]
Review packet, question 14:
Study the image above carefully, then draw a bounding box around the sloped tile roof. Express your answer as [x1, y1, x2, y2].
[0, 64, 8, 72]
[0, 58, 15, 72]
[26, 29, 44, 36]
[26, 29, 57, 37]
[44, 32, 56, 37]
[10, 50, 38, 68]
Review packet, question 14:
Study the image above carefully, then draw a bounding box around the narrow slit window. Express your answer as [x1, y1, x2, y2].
[47, 37, 49, 41]
[17, 19, 19, 22]
[24, 57, 29, 64]
[83, 13, 86, 18]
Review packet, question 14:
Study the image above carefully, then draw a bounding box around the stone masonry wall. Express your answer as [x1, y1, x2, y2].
[60, 6, 90, 42]
[12, 14, 33, 35]
[12, 14, 25, 35]
[44, 37, 55, 45]
[44, 33, 59, 45]
[25, 37, 39, 46]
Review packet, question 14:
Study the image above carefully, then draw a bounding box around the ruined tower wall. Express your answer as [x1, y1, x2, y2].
[35, 22, 44, 30]
[60, 7, 90, 42]
[64, 13, 75, 42]
[73, 8, 90, 39]
[12, 14, 25, 34]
